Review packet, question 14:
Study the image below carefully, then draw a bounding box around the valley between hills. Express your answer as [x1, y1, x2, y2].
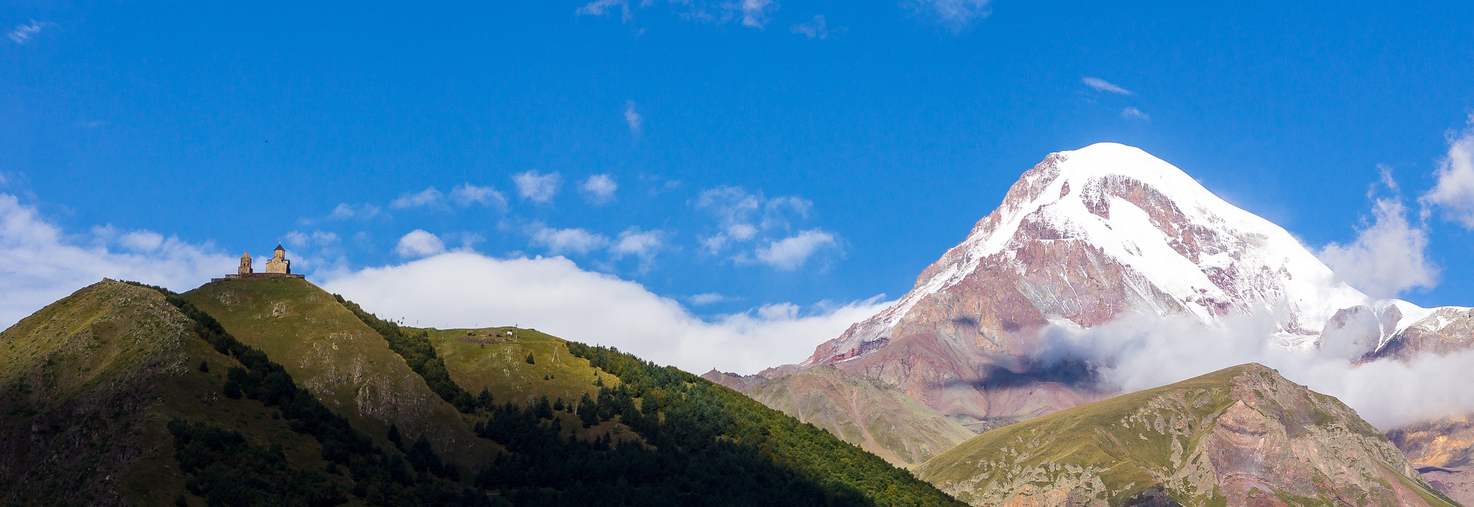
[3, 144, 1473, 507]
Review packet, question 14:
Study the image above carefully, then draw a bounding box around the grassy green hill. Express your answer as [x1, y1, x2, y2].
[917, 363, 1457, 507]
[1, 278, 970, 506]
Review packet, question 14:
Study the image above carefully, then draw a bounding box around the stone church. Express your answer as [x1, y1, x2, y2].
[222, 244, 304, 280]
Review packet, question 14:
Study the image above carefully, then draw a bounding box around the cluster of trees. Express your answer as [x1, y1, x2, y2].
[456, 342, 965, 507]
[336, 295, 479, 413]
[130, 283, 498, 507]
[168, 419, 346, 507]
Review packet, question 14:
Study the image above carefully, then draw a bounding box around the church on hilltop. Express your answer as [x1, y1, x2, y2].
[219, 244, 305, 280]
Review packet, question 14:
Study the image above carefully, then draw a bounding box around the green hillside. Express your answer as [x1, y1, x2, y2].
[182, 278, 495, 467]
[918, 363, 1457, 507]
[1, 277, 970, 506]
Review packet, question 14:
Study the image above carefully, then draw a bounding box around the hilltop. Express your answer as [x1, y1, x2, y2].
[916, 363, 1454, 507]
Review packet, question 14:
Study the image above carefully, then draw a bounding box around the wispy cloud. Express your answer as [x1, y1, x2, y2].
[576, 0, 632, 21]
[624, 101, 643, 138]
[451, 183, 507, 210]
[8, 20, 47, 45]
[580, 174, 618, 205]
[1421, 115, 1474, 229]
[902, 0, 992, 32]
[791, 15, 840, 39]
[739, 0, 777, 28]
[575, 0, 779, 29]
[390, 187, 445, 209]
[1320, 193, 1438, 299]
[328, 203, 382, 221]
[1083, 77, 1133, 95]
[530, 224, 609, 255]
[752, 229, 838, 271]
[395, 230, 446, 258]
[513, 170, 561, 204]
[1121, 107, 1150, 121]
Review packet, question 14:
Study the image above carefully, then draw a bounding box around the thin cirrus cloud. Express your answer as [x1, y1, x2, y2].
[624, 101, 643, 138]
[580, 174, 618, 205]
[902, 0, 992, 31]
[513, 170, 561, 204]
[328, 203, 383, 221]
[319, 252, 892, 374]
[791, 15, 840, 39]
[390, 187, 445, 209]
[575, 0, 777, 29]
[1420, 115, 1474, 229]
[1083, 77, 1133, 95]
[8, 20, 47, 44]
[1121, 107, 1150, 121]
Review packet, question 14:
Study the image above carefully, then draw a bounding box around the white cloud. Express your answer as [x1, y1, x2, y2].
[119, 231, 165, 252]
[902, 0, 992, 31]
[328, 203, 382, 220]
[753, 229, 837, 270]
[1029, 312, 1474, 429]
[576, 0, 632, 21]
[624, 101, 643, 137]
[320, 252, 891, 374]
[1319, 197, 1438, 299]
[690, 293, 731, 305]
[695, 186, 813, 252]
[394, 230, 446, 258]
[0, 194, 236, 329]
[791, 15, 831, 39]
[581, 174, 618, 205]
[1121, 107, 1149, 121]
[8, 20, 46, 45]
[1421, 116, 1474, 228]
[739, 0, 777, 28]
[1083, 77, 1133, 95]
[513, 170, 561, 204]
[575, 0, 778, 29]
[611, 227, 664, 264]
[530, 224, 608, 255]
[284, 230, 340, 249]
[390, 187, 445, 209]
[451, 183, 507, 209]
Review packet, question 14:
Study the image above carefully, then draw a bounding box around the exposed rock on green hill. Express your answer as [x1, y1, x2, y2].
[747, 365, 976, 467]
[917, 363, 1456, 507]
[183, 278, 494, 464]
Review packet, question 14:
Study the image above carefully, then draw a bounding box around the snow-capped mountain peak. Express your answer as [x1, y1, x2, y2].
[807, 143, 1371, 367]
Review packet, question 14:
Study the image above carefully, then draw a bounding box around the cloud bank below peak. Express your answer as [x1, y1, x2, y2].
[321, 251, 890, 374]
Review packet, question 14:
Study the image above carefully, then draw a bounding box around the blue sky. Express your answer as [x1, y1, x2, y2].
[3, 0, 1473, 372]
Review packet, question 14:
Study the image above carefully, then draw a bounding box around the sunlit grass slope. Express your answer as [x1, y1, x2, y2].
[183, 278, 494, 466]
[0, 280, 344, 506]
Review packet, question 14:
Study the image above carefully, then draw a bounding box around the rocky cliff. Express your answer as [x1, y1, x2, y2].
[917, 363, 1457, 507]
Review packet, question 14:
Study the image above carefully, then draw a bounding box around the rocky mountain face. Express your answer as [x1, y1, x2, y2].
[917, 364, 1458, 507]
[790, 143, 1469, 429]
[745, 366, 976, 467]
[1389, 414, 1474, 506]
